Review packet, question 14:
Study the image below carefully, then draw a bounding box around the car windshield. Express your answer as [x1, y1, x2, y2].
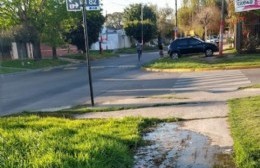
[193, 37, 204, 42]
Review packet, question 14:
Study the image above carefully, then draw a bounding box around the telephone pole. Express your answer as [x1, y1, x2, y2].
[219, 0, 224, 56]
[82, 0, 94, 106]
[175, 0, 178, 39]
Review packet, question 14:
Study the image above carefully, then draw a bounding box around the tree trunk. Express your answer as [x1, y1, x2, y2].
[52, 46, 57, 59]
[33, 40, 42, 60]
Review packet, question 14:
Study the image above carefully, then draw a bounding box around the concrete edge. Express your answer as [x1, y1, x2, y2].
[143, 66, 260, 73]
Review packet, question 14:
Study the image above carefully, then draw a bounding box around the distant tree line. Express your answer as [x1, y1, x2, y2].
[0, 0, 104, 60]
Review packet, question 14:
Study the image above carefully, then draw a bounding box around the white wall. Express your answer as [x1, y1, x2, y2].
[91, 29, 131, 50]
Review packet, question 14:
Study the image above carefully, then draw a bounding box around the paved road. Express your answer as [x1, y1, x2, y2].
[0, 52, 259, 116]
[0, 52, 175, 115]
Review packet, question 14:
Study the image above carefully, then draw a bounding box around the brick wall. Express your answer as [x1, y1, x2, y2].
[41, 44, 78, 58]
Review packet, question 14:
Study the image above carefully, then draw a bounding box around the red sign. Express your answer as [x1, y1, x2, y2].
[235, 0, 260, 12]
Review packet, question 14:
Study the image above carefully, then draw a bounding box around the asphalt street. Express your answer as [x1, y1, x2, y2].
[0, 52, 259, 116]
[0, 52, 178, 115]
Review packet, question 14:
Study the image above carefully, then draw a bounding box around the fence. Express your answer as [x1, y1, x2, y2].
[235, 21, 260, 53]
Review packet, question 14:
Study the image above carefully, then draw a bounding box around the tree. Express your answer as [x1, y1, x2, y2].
[0, 0, 81, 59]
[195, 5, 220, 39]
[105, 12, 123, 30]
[178, 6, 193, 35]
[155, 5, 175, 39]
[0, 0, 49, 60]
[40, 1, 79, 59]
[66, 11, 105, 53]
[123, 4, 157, 43]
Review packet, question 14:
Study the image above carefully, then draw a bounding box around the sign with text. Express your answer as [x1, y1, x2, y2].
[86, 0, 100, 10]
[235, 0, 260, 12]
[66, 0, 100, 11]
[66, 0, 81, 11]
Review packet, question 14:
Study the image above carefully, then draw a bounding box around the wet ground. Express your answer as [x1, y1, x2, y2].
[134, 123, 236, 168]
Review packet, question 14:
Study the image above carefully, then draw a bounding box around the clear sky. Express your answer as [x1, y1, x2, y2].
[102, 0, 181, 15]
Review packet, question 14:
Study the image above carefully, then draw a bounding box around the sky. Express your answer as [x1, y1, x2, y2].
[101, 0, 181, 15]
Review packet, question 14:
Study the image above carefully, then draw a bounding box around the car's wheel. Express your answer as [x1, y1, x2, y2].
[170, 52, 179, 59]
[205, 48, 213, 57]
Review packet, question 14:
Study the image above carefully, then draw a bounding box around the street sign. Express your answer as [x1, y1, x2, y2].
[66, 0, 81, 11]
[86, 0, 100, 11]
[66, 0, 100, 11]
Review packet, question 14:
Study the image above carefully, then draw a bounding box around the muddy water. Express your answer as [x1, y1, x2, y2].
[134, 123, 235, 168]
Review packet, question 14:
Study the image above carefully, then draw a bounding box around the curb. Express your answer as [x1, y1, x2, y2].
[144, 66, 260, 73]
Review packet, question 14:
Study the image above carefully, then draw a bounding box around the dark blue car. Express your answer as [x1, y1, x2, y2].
[168, 37, 219, 58]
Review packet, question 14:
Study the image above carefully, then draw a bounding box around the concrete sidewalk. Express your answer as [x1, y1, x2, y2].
[76, 88, 260, 148]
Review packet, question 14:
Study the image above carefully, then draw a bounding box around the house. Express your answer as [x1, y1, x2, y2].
[91, 27, 131, 50]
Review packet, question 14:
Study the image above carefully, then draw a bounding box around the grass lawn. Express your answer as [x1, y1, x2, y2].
[64, 50, 118, 60]
[64, 46, 158, 60]
[228, 96, 260, 168]
[0, 67, 24, 74]
[0, 115, 172, 168]
[145, 53, 260, 70]
[238, 84, 260, 90]
[1, 59, 69, 70]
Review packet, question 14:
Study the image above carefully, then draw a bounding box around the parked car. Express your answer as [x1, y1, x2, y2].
[168, 37, 219, 58]
[206, 35, 219, 44]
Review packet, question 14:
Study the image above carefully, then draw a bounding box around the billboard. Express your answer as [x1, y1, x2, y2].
[235, 0, 260, 12]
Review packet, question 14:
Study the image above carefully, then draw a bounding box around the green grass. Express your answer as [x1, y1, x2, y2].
[12, 102, 188, 119]
[64, 50, 118, 60]
[116, 46, 157, 54]
[0, 115, 171, 168]
[238, 84, 260, 90]
[64, 47, 158, 60]
[228, 96, 260, 168]
[0, 67, 24, 74]
[1, 59, 69, 70]
[145, 54, 260, 70]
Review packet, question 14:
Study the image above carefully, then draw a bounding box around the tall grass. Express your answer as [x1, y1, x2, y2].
[228, 96, 260, 168]
[0, 116, 159, 168]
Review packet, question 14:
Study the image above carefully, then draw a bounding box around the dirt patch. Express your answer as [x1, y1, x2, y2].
[134, 123, 235, 168]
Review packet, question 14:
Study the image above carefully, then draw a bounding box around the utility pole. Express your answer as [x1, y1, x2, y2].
[141, 4, 144, 44]
[219, 0, 224, 56]
[175, 0, 178, 39]
[82, 0, 94, 106]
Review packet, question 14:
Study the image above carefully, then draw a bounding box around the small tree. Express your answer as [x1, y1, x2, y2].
[195, 6, 220, 40]
[155, 5, 175, 39]
[66, 11, 105, 53]
[123, 4, 157, 43]
[105, 12, 123, 30]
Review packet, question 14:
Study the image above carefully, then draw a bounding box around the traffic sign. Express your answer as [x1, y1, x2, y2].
[86, 0, 100, 11]
[66, 0, 81, 11]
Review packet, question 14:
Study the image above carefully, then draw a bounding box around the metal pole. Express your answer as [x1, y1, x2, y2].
[219, 0, 224, 56]
[82, 0, 94, 106]
[141, 4, 144, 44]
[175, 0, 178, 39]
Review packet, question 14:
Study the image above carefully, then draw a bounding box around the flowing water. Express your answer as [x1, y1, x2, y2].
[134, 122, 236, 168]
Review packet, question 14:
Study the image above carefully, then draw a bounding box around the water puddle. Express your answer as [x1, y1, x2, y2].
[134, 123, 235, 168]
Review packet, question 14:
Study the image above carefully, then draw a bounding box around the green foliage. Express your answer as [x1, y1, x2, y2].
[105, 12, 123, 29]
[124, 20, 157, 43]
[155, 5, 175, 39]
[66, 11, 105, 52]
[123, 4, 157, 43]
[41, 1, 76, 49]
[228, 96, 260, 168]
[0, 116, 160, 168]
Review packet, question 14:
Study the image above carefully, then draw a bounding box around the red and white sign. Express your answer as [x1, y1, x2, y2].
[235, 0, 260, 12]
